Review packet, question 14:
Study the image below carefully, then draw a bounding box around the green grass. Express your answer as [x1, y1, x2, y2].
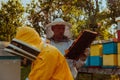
[21, 65, 31, 80]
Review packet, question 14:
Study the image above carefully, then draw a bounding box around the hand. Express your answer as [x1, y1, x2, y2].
[21, 58, 32, 66]
[79, 48, 89, 61]
[84, 48, 90, 57]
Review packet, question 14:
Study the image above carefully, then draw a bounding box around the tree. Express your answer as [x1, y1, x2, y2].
[26, 0, 116, 40]
[26, 0, 86, 38]
[107, 0, 120, 23]
[0, 0, 24, 41]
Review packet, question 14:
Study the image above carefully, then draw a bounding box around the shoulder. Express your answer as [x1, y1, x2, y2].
[69, 39, 74, 43]
[37, 43, 64, 64]
[42, 43, 63, 57]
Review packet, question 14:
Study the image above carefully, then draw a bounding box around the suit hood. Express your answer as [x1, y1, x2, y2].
[15, 26, 42, 50]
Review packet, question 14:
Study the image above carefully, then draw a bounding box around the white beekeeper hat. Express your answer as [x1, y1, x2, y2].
[45, 18, 72, 39]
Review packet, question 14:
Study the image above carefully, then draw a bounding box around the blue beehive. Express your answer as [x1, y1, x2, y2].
[90, 56, 102, 66]
[84, 56, 90, 67]
[102, 41, 117, 54]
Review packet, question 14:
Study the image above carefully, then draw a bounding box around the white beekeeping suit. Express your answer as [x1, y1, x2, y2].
[45, 18, 89, 79]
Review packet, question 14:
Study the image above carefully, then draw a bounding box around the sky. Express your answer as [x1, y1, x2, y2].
[21, 0, 32, 7]
[0, 0, 32, 7]
[99, 0, 107, 11]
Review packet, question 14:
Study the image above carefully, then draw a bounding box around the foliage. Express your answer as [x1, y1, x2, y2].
[0, 0, 24, 41]
[111, 75, 120, 80]
[107, 0, 120, 23]
[26, 0, 48, 37]
[25, 0, 115, 40]
[0, 0, 119, 40]
[26, 0, 91, 38]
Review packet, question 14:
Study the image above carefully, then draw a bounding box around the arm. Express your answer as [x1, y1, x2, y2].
[29, 57, 50, 80]
[74, 48, 90, 69]
[28, 45, 59, 80]
[65, 30, 97, 60]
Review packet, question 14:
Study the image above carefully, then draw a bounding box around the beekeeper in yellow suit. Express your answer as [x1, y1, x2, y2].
[14, 26, 74, 80]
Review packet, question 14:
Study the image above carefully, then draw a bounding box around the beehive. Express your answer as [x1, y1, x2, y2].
[0, 42, 21, 80]
[117, 54, 120, 67]
[90, 44, 102, 56]
[103, 54, 117, 66]
[117, 42, 120, 54]
[102, 41, 117, 54]
[89, 56, 102, 66]
[84, 56, 90, 67]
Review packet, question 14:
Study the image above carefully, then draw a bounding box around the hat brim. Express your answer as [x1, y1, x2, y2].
[46, 21, 72, 28]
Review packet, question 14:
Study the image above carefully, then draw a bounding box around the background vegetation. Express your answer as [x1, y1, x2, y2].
[0, 0, 120, 41]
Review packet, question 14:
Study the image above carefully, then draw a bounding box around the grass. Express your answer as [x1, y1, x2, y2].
[21, 65, 31, 80]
